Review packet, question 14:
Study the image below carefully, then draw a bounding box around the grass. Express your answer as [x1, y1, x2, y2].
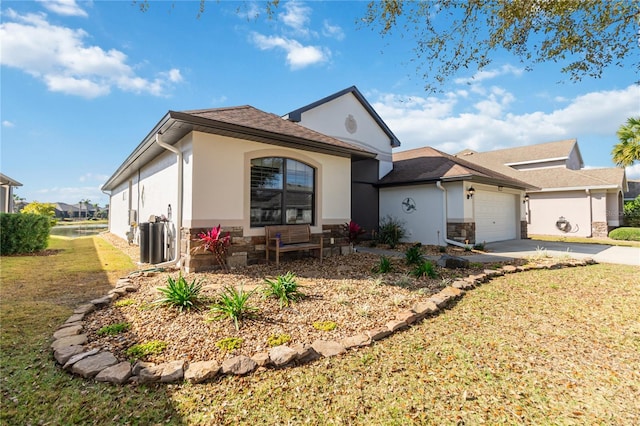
[2, 235, 639, 425]
[530, 234, 640, 247]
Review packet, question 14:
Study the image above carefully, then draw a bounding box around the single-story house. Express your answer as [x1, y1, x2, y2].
[53, 202, 98, 219]
[103, 86, 531, 270]
[457, 139, 628, 238]
[378, 147, 532, 246]
[0, 173, 22, 213]
[102, 99, 380, 272]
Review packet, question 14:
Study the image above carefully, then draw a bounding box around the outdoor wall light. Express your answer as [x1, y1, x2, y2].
[466, 186, 475, 199]
[523, 194, 530, 203]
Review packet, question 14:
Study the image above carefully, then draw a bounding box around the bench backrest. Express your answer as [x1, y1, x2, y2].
[265, 224, 311, 245]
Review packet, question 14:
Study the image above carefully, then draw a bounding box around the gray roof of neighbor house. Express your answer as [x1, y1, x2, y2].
[456, 140, 626, 192]
[457, 139, 582, 167]
[102, 105, 376, 191]
[285, 86, 401, 148]
[625, 180, 640, 200]
[378, 146, 534, 190]
[0, 173, 23, 187]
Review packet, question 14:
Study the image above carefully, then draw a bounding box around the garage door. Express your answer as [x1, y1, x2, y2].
[474, 191, 517, 243]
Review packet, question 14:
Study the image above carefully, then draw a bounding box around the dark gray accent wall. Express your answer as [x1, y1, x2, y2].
[351, 158, 380, 238]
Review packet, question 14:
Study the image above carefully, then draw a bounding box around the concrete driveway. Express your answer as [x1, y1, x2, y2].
[483, 239, 640, 266]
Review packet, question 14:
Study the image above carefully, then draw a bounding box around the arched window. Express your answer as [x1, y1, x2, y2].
[250, 157, 315, 227]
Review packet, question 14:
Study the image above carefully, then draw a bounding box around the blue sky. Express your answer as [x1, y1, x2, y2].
[2, 0, 638, 207]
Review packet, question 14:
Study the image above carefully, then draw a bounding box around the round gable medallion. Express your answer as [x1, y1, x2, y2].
[345, 114, 357, 134]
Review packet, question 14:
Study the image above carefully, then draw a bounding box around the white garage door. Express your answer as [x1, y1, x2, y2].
[475, 191, 517, 243]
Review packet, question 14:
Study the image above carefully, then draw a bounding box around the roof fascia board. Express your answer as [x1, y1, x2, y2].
[504, 156, 569, 166]
[286, 86, 401, 148]
[532, 184, 620, 192]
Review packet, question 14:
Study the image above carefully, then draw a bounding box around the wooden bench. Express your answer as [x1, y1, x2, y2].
[265, 224, 323, 266]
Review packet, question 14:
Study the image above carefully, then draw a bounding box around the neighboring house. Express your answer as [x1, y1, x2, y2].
[624, 180, 640, 202]
[378, 147, 532, 246]
[0, 173, 23, 213]
[457, 139, 627, 238]
[102, 102, 377, 272]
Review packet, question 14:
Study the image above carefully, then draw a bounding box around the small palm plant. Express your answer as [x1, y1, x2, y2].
[154, 273, 204, 312]
[209, 285, 258, 330]
[372, 256, 393, 273]
[263, 271, 306, 308]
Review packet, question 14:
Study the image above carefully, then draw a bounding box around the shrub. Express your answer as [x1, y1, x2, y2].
[473, 241, 486, 251]
[154, 273, 204, 312]
[404, 244, 425, 265]
[411, 260, 438, 278]
[0, 213, 51, 255]
[20, 202, 57, 226]
[372, 256, 393, 273]
[267, 334, 292, 347]
[263, 271, 305, 307]
[608, 227, 640, 241]
[197, 224, 231, 271]
[313, 321, 337, 331]
[377, 215, 407, 248]
[97, 322, 131, 336]
[215, 337, 243, 352]
[624, 196, 640, 227]
[126, 340, 167, 360]
[209, 285, 258, 330]
[343, 220, 366, 244]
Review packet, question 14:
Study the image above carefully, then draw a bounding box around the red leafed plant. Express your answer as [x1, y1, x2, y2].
[343, 220, 366, 244]
[198, 225, 231, 272]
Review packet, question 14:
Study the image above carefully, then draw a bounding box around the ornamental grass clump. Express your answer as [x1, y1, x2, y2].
[411, 260, 438, 279]
[404, 244, 425, 266]
[154, 273, 204, 312]
[209, 285, 258, 330]
[263, 271, 305, 307]
[372, 256, 393, 273]
[377, 215, 407, 248]
[198, 224, 231, 272]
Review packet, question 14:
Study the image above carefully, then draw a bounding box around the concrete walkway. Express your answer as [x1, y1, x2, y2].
[356, 239, 640, 266]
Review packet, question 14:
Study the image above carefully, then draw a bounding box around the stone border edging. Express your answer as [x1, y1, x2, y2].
[51, 258, 596, 385]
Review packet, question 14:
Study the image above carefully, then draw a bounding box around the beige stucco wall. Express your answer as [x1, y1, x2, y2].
[188, 132, 351, 236]
[527, 191, 592, 237]
[606, 190, 623, 226]
[293, 93, 394, 178]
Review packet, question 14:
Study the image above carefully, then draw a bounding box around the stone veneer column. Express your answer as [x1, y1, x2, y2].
[446, 222, 476, 245]
[520, 220, 528, 239]
[591, 222, 608, 238]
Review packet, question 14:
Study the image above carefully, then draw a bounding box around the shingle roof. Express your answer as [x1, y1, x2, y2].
[457, 139, 579, 165]
[378, 146, 531, 189]
[624, 180, 640, 199]
[456, 140, 625, 191]
[179, 105, 374, 155]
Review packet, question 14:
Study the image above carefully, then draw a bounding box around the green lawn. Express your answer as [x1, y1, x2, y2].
[1, 236, 639, 425]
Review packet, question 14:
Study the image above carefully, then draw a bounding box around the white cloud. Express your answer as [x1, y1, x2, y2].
[37, 0, 88, 17]
[322, 20, 344, 41]
[626, 163, 640, 180]
[454, 64, 524, 85]
[0, 10, 182, 98]
[373, 84, 640, 158]
[33, 185, 108, 205]
[250, 33, 328, 69]
[79, 173, 109, 183]
[280, 1, 312, 36]
[2, 120, 15, 128]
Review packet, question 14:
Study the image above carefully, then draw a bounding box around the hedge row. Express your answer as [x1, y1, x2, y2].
[0, 213, 51, 255]
[608, 227, 640, 242]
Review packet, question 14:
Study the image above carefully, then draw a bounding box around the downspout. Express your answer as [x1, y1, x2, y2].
[586, 188, 593, 237]
[154, 132, 183, 268]
[436, 181, 468, 248]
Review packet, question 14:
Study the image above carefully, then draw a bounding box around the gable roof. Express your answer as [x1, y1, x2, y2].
[0, 173, 22, 187]
[103, 105, 376, 192]
[378, 146, 533, 189]
[456, 140, 625, 192]
[285, 86, 401, 148]
[457, 139, 582, 167]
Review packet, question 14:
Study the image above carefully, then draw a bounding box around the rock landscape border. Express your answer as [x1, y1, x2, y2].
[51, 258, 596, 385]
